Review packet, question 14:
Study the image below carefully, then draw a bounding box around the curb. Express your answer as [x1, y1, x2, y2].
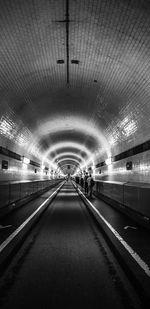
[73, 182, 150, 306]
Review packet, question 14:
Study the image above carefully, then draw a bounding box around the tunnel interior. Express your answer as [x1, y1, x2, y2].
[0, 3, 150, 307]
[0, 0, 150, 183]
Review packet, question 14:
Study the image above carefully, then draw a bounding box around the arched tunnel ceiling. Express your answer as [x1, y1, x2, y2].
[54, 153, 84, 164]
[0, 0, 150, 173]
[58, 158, 79, 166]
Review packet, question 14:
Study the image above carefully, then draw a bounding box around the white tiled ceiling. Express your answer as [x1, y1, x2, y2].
[0, 0, 150, 171]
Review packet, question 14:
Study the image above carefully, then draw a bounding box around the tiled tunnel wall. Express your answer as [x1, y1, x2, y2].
[0, 154, 51, 182]
[95, 150, 150, 183]
[0, 102, 150, 183]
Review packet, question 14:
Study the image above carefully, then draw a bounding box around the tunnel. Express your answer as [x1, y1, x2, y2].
[0, 1, 150, 308]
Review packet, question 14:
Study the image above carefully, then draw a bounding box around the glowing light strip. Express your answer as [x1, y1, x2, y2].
[36, 115, 111, 156]
[77, 186, 150, 277]
[57, 158, 80, 165]
[43, 141, 93, 166]
[52, 152, 86, 164]
[0, 182, 64, 253]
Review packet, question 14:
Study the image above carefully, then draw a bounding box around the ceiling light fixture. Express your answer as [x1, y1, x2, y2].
[105, 157, 112, 165]
[22, 156, 30, 164]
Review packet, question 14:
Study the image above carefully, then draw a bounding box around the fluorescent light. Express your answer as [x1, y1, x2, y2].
[23, 157, 30, 164]
[105, 157, 112, 165]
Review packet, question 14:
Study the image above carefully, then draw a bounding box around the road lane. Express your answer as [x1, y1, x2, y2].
[0, 182, 142, 309]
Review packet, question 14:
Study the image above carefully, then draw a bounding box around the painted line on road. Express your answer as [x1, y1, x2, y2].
[0, 182, 64, 253]
[58, 192, 78, 196]
[77, 186, 150, 277]
[0, 224, 12, 229]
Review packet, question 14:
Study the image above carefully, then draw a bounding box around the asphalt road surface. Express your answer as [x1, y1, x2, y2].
[0, 182, 143, 308]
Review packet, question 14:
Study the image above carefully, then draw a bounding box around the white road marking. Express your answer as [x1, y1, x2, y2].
[58, 192, 78, 196]
[124, 226, 137, 230]
[77, 186, 150, 277]
[0, 182, 64, 253]
[61, 189, 74, 191]
[0, 224, 12, 229]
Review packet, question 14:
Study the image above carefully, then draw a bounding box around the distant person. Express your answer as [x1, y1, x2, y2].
[84, 173, 88, 195]
[75, 176, 79, 184]
[80, 177, 83, 188]
[87, 174, 94, 198]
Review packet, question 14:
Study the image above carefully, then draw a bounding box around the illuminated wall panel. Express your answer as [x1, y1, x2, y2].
[0, 154, 51, 182]
[95, 150, 150, 184]
[0, 103, 42, 162]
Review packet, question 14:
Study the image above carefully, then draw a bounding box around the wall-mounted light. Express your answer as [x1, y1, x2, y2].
[126, 161, 132, 170]
[22, 156, 30, 164]
[105, 157, 112, 165]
